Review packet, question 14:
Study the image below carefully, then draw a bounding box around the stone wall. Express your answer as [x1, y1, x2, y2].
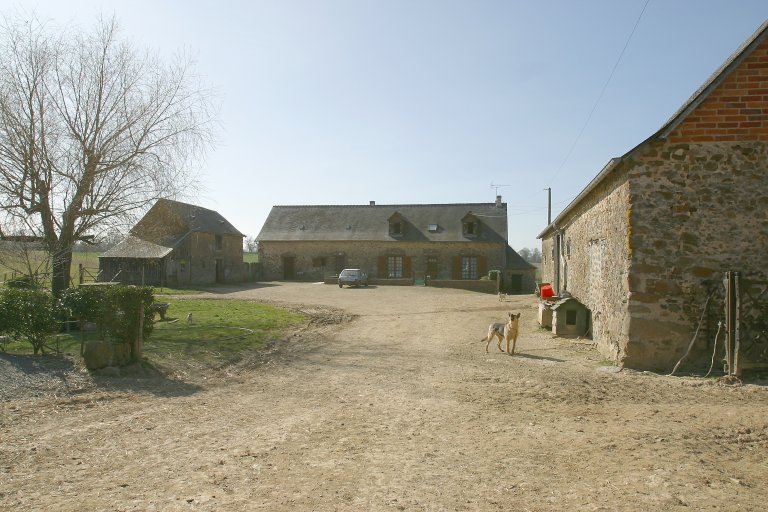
[167, 232, 244, 285]
[503, 269, 537, 295]
[625, 140, 768, 370]
[538, 34, 768, 370]
[540, 167, 632, 363]
[259, 240, 506, 283]
[541, 140, 768, 370]
[426, 279, 498, 294]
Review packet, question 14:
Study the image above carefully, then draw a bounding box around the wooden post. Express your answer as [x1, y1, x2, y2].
[734, 272, 741, 377]
[724, 272, 733, 375]
[135, 301, 144, 362]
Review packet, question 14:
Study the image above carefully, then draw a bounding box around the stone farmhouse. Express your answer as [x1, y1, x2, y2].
[99, 199, 245, 286]
[257, 198, 535, 293]
[538, 20, 768, 371]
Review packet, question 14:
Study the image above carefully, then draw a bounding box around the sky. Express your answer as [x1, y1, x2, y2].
[12, 0, 768, 250]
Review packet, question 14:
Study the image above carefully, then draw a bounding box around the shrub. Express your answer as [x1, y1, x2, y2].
[0, 288, 59, 354]
[102, 286, 154, 362]
[103, 286, 154, 341]
[61, 285, 109, 355]
[6, 274, 37, 289]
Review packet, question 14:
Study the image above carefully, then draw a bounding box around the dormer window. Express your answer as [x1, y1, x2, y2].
[428, 224, 439, 232]
[461, 213, 480, 238]
[388, 212, 406, 238]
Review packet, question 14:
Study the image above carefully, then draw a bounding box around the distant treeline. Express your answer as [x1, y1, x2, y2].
[517, 247, 542, 263]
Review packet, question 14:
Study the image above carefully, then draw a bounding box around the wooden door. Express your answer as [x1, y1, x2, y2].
[283, 256, 296, 280]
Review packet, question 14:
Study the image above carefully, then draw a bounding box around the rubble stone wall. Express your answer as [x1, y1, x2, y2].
[625, 140, 768, 369]
[539, 167, 632, 363]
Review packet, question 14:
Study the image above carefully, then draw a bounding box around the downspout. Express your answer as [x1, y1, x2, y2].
[554, 230, 561, 295]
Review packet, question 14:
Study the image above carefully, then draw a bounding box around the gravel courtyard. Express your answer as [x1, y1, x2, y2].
[2, 282, 767, 511]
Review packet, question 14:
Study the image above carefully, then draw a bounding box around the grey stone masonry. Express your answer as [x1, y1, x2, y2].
[259, 240, 505, 282]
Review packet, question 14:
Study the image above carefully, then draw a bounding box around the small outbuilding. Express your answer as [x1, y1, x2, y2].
[551, 298, 590, 337]
[99, 199, 245, 286]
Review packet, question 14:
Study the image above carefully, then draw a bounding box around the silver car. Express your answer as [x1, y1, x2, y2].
[338, 268, 369, 288]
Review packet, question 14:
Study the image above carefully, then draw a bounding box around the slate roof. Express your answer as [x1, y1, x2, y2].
[131, 199, 245, 241]
[257, 202, 508, 243]
[102, 199, 243, 259]
[133, 199, 244, 238]
[506, 245, 537, 270]
[538, 19, 768, 239]
[100, 236, 173, 259]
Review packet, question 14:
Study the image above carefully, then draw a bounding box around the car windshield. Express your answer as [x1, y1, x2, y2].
[340, 270, 359, 276]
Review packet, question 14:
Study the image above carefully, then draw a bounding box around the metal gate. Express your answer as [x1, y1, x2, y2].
[708, 272, 768, 376]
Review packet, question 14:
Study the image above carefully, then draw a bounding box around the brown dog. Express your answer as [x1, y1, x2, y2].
[481, 312, 521, 355]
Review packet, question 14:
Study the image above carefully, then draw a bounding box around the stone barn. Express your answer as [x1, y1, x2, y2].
[538, 20, 768, 371]
[99, 199, 245, 286]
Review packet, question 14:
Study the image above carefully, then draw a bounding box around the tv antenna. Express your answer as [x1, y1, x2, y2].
[490, 182, 510, 196]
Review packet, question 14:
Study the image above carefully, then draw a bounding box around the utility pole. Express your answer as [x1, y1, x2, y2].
[544, 187, 552, 225]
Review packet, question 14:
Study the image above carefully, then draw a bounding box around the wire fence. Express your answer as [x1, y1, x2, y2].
[1, 265, 102, 289]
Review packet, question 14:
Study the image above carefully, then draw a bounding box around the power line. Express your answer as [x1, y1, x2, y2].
[545, 0, 651, 187]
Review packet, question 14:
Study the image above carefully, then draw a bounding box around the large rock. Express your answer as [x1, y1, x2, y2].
[83, 340, 113, 370]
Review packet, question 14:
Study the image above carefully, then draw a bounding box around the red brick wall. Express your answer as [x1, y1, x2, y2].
[668, 37, 768, 143]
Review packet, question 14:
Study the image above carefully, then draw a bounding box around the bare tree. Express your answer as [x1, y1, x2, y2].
[244, 235, 258, 253]
[0, 13, 217, 295]
[0, 233, 50, 288]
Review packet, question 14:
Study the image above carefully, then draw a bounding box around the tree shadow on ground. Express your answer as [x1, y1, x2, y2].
[510, 351, 566, 363]
[0, 352, 203, 400]
[193, 282, 283, 295]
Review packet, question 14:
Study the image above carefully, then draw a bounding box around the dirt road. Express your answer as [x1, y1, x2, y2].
[2, 283, 767, 511]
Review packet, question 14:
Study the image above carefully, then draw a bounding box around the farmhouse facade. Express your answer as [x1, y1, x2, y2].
[538, 20, 768, 371]
[257, 198, 535, 293]
[99, 199, 245, 286]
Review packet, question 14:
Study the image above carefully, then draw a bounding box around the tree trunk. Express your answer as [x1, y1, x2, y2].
[51, 248, 73, 297]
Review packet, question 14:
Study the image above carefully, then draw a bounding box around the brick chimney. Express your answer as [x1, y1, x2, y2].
[495, 195, 502, 207]
[369, 201, 376, 206]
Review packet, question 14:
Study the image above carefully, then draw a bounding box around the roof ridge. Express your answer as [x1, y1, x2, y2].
[658, 18, 768, 138]
[538, 18, 768, 239]
[159, 197, 220, 215]
[272, 202, 503, 208]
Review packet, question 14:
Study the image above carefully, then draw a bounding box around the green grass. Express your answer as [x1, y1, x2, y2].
[153, 286, 212, 296]
[150, 299, 304, 364]
[2, 298, 306, 368]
